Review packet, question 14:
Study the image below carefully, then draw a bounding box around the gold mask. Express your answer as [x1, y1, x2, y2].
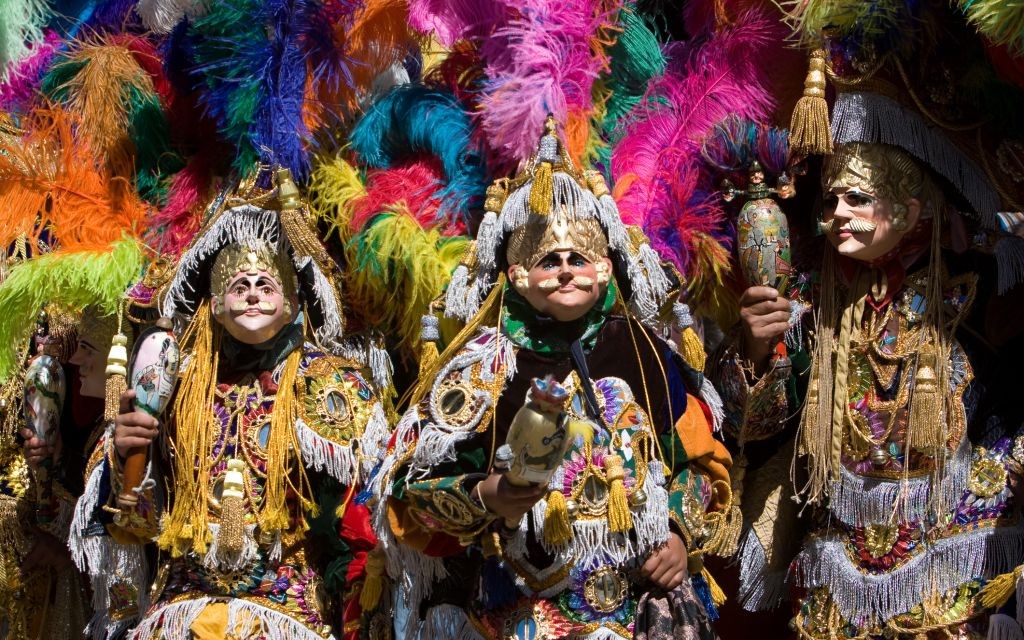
[505, 208, 609, 270]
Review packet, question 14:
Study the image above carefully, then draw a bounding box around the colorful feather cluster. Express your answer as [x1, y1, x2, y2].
[1, 0, 1017, 384]
[611, 10, 778, 319]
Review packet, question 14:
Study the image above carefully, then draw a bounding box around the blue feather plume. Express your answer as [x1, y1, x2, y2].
[188, 0, 356, 182]
[349, 84, 487, 229]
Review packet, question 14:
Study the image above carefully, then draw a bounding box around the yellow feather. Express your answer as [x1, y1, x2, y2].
[307, 153, 367, 244]
[344, 211, 470, 360]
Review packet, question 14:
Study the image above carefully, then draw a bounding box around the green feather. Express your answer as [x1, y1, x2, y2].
[604, 8, 665, 132]
[959, 0, 1024, 55]
[0, 239, 144, 381]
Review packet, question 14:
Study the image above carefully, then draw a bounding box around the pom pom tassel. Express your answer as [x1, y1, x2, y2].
[604, 454, 633, 533]
[788, 49, 832, 157]
[543, 490, 573, 547]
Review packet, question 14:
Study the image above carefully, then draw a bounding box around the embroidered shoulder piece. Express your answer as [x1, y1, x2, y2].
[297, 349, 388, 484]
[408, 328, 515, 477]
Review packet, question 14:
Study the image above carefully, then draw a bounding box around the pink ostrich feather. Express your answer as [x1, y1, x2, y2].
[147, 155, 214, 257]
[613, 12, 777, 212]
[0, 29, 61, 112]
[407, 0, 507, 46]
[611, 9, 777, 281]
[478, 0, 614, 166]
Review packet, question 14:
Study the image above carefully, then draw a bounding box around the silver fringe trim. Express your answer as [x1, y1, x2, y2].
[796, 525, 1024, 624]
[295, 418, 359, 486]
[828, 438, 971, 528]
[735, 527, 790, 612]
[443, 263, 471, 320]
[337, 333, 393, 392]
[70, 439, 150, 639]
[131, 596, 336, 640]
[831, 92, 1000, 221]
[699, 378, 725, 434]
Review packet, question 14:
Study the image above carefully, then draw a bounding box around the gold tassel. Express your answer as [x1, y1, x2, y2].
[158, 303, 218, 557]
[909, 334, 945, 453]
[788, 49, 833, 157]
[701, 567, 727, 607]
[217, 458, 247, 557]
[604, 454, 633, 533]
[978, 565, 1024, 609]
[481, 530, 503, 558]
[543, 490, 573, 546]
[679, 326, 707, 372]
[418, 340, 439, 380]
[529, 161, 554, 215]
[259, 348, 313, 534]
[276, 169, 339, 297]
[359, 548, 386, 611]
[104, 331, 129, 423]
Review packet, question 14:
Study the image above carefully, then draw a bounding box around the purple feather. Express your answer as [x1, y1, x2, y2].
[0, 29, 61, 112]
[407, 0, 506, 46]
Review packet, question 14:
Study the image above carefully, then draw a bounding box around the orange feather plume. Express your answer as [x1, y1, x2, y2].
[0, 108, 150, 252]
[45, 38, 157, 183]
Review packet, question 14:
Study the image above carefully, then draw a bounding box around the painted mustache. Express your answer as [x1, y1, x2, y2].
[537, 276, 596, 293]
[230, 300, 278, 313]
[819, 217, 877, 235]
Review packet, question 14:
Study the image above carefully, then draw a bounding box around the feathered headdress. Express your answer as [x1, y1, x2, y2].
[161, 169, 345, 351]
[445, 115, 673, 324]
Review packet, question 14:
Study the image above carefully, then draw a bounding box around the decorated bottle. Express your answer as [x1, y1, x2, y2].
[117, 317, 180, 510]
[23, 311, 65, 524]
[499, 376, 572, 489]
[726, 161, 794, 293]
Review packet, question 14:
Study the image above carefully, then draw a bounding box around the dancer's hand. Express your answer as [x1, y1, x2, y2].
[641, 532, 688, 590]
[475, 473, 546, 522]
[739, 286, 791, 373]
[20, 427, 58, 470]
[113, 390, 159, 458]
